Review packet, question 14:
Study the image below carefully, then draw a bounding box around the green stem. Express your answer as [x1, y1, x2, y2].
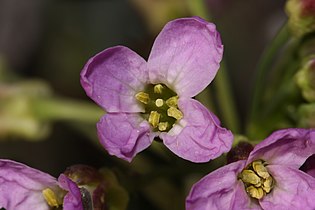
[214, 64, 240, 133]
[32, 97, 104, 123]
[248, 23, 291, 128]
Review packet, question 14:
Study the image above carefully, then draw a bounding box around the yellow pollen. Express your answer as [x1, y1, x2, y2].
[246, 186, 264, 200]
[167, 107, 183, 120]
[154, 84, 164, 94]
[165, 96, 179, 107]
[158, 122, 169, 131]
[252, 160, 270, 179]
[239, 160, 274, 200]
[240, 170, 261, 185]
[148, 111, 160, 128]
[155, 99, 164, 107]
[42, 188, 60, 207]
[135, 92, 149, 104]
[262, 176, 273, 193]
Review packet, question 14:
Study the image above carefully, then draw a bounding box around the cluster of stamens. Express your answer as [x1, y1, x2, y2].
[135, 84, 183, 132]
[239, 160, 274, 200]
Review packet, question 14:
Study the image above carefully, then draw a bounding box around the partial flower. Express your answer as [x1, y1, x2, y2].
[80, 17, 233, 163]
[186, 128, 315, 209]
[0, 159, 83, 210]
[0, 160, 128, 210]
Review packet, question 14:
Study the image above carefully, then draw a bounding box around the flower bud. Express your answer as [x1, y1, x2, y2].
[0, 80, 51, 140]
[297, 103, 315, 127]
[286, 0, 315, 37]
[296, 56, 315, 102]
[64, 165, 129, 210]
[227, 140, 254, 164]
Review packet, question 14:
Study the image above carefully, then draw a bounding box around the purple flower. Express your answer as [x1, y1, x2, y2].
[80, 17, 233, 163]
[186, 128, 315, 209]
[0, 159, 83, 210]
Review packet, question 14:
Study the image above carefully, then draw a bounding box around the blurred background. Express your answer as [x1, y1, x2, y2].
[0, 0, 289, 209]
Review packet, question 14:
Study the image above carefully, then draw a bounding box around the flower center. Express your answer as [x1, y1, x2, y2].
[135, 83, 183, 132]
[239, 160, 274, 199]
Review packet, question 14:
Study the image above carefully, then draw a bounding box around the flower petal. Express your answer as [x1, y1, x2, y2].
[186, 160, 261, 210]
[160, 98, 233, 162]
[0, 159, 58, 210]
[260, 165, 315, 210]
[247, 129, 315, 168]
[97, 113, 155, 162]
[148, 17, 223, 97]
[80, 46, 148, 113]
[58, 174, 83, 210]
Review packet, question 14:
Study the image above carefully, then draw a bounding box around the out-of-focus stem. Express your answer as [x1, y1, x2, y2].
[214, 64, 240, 132]
[248, 23, 290, 128]
[32, 97, 104, 123]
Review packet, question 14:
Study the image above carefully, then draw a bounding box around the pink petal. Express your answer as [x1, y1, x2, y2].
[186, 160, 261, 210]
[148, 17, 223, 97]
[80, 46, 149, 113]
[260, 165, 315, 209]
[247, 129, 315, 168]
[97, 113, 155, 162]
[0, 159, 57, 210]
[160, 98, 233, 163]
[58, 174, 83, 210]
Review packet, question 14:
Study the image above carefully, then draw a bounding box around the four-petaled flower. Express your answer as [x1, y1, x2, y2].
[0, 159, 83, 210]
[186, 128, 315, 209]
[80, 16, 233, 163]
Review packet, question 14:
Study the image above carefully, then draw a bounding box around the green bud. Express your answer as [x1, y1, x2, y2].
[297, 103, 315, 127]
[296, 56, 315, 102]
[0, 80, 51, 140]
[286, 0, 315, 37]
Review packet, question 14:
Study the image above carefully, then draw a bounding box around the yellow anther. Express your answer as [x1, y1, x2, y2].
[135, 92, 150, 104]
[155, 99, 164, 107]
[166, 96, 179, 107]
[158, 122, 169, 131]
[154, 84, 164, 94]
[42, 188, 60, 207]
[240, 170, 261, 185]
[252, 160, 270, 179]
[167, 107, 183, 120]
[262, 176, 273, 193]
[246, 186, 264, 200]
[148, 111, 160, 128]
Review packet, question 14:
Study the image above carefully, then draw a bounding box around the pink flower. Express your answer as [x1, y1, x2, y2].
[186, 128, 315, 209]
[0, 159, 83, 210]
[80, 17, 233, 163]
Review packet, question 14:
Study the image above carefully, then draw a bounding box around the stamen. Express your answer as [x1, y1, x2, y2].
[246, 186, 264, 200]
[135, 92, 149, 104]
[240, 170, 261, 185]
[158, 122, 169, 131]
[155, 99, 164, 107]
[42, 188, 60, 207]
[148, 111, 160, 128]
[166, 96, 178, 107]
[167, 107, 183, 120]
[239, 160, 274, 200]
[252, 160, 270, 179]
[154, 84, 164, 94]
[262, 176, 273, 193]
